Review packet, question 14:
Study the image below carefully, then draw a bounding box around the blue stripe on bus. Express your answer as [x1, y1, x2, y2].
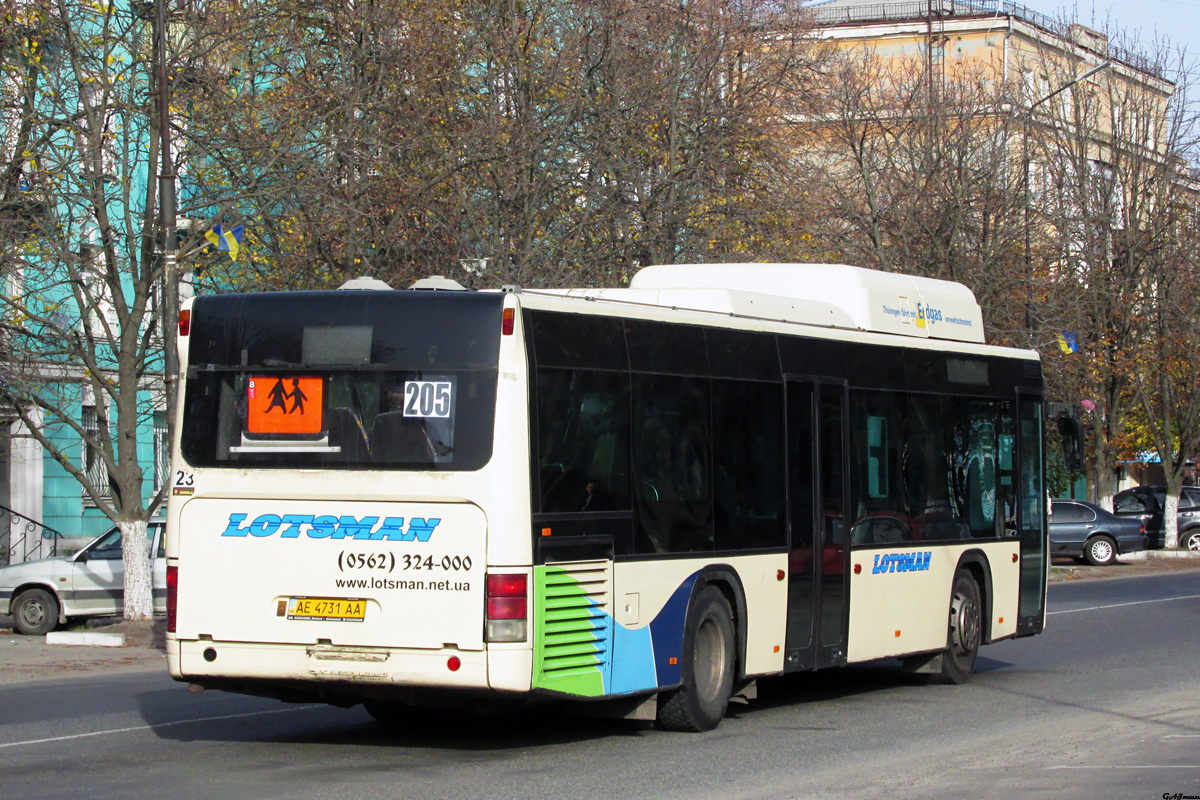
[607, 571, 699, 695]
[647, 573, 699, 689]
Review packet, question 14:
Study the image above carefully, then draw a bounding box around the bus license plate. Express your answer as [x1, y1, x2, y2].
[287, 597, 367, 622]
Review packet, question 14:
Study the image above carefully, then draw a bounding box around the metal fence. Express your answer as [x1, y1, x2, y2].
[0, 505, 65, 565]
[810, 0, 1166, 80]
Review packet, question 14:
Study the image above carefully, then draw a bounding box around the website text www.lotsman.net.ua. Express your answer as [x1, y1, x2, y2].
[333, 576, 471, 592]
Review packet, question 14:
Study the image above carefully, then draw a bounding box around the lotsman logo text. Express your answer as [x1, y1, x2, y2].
[872, 551, 932, 574]
[220, 513, 441, 542]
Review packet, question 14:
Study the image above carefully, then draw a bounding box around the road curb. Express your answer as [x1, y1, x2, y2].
[1108, 550, 1200, 563]
[1145, 550, 1200, 560]
[45, 631, 126, 647]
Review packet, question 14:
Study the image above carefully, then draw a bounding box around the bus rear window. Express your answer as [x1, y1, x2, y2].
[180, 291, 502, 471]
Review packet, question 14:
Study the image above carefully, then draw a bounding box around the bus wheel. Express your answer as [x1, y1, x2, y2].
[939, 570, 981, 685]
[656, 586, 735, 732]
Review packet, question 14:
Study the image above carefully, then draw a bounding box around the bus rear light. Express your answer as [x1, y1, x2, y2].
[447, 656, 461, 672]
[487, 619, 526, 642]
[178, 308, 191, 337]
[487, 573, 527, 597]
[167, 565, 178, 633]
[486, 572, 527, 643]
[487, 597, 526, 619]
[502, 307, 515, 335]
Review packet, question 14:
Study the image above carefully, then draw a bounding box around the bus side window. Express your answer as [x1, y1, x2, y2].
[966, 402, 997, 537]
[535, 369, 630, 514]
[632, 375, 713, 554]
[712, 380, 785, 550]
[849, 391, 909, 545]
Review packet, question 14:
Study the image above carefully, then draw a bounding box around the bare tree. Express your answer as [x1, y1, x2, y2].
[180, 0, 826, 292]
[791, 48, 1028, 344]
[179, 0, 472, 290]
[562, 0, 823, 281]
[1123, 56, 1200, 546]
[1131, 190, 1200, 547]
[0, 0, 187, 618]
[1034, 38, 1186, 510]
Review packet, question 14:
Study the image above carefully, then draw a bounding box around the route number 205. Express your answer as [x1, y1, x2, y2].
[403, 381, 452, 418]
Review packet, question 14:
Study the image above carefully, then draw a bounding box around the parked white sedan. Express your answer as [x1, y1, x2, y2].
[0, 521, 165, 635]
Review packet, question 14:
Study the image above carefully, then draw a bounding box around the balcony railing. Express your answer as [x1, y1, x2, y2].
[0, 506, 65, 565]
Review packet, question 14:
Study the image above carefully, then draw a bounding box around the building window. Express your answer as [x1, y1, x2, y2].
[77, 80, 117, 180]
[78, 242, 118, 342]
[154, 411, 169, 490]
[81, 405, 111, 505]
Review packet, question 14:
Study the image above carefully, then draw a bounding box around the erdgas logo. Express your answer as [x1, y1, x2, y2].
[916, 302, 945, 328]
[220, 513, 441, 542]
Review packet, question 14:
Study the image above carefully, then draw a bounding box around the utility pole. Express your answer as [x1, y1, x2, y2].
[154, 0, 178, 451]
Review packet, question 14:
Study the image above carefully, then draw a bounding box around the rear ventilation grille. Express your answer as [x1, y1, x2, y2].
[533, 560, 613, 696]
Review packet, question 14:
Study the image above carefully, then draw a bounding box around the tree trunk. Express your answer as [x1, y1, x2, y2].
[1093, 446, 1115, 512]
[119, 518, 153, 621]
[1162, 478, 1182, 551]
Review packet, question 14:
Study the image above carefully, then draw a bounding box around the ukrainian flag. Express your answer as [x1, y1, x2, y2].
[1057, 331, 1079, 353]
[205, 224, 245, 262]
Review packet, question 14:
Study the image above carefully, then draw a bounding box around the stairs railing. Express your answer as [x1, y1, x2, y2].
[0, 506, 66, 565]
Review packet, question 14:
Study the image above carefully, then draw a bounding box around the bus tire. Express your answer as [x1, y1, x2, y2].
[655, 586, 735, 732]
[12, 588, 59, 636]
[938, 570, 981, 685]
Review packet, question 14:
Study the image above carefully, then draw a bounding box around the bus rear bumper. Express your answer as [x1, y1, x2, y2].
[168, 637, 531, 696]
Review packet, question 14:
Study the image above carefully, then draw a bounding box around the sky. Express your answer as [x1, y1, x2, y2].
[1058, 0, 1200, 74]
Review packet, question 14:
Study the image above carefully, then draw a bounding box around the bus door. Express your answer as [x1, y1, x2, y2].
[784, 377, 849, 671]
[1015, 392, 1046, 635]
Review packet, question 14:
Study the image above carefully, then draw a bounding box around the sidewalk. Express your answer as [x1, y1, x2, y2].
[1049, 548, 1200, 582]
[0, 618, 167, 686]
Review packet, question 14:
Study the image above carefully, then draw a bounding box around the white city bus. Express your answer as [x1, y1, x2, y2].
[165, 263, 1047, 731]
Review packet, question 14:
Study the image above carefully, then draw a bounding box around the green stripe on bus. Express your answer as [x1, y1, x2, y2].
[532, 565, 606, 697]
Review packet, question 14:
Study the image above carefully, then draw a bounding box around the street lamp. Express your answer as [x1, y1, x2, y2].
[153, 0, 178, 436]
[1022, 60, 1111, 343]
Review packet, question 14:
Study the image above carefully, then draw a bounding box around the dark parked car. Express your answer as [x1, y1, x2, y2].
[1113, 485, 1200, 550]
[1049, 499, 1147, 566]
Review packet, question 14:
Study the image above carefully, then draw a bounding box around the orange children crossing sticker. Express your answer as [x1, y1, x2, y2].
[247, 376, 324, 434]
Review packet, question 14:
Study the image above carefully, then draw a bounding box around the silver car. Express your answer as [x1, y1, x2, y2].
[0, 521, 166, 635]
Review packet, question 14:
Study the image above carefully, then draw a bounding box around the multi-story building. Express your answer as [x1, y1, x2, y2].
[805, 0, 1194, 504]
[808, 0, 1173, 115]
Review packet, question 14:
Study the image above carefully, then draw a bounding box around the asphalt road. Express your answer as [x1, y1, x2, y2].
[1, 572, 1197, 800]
